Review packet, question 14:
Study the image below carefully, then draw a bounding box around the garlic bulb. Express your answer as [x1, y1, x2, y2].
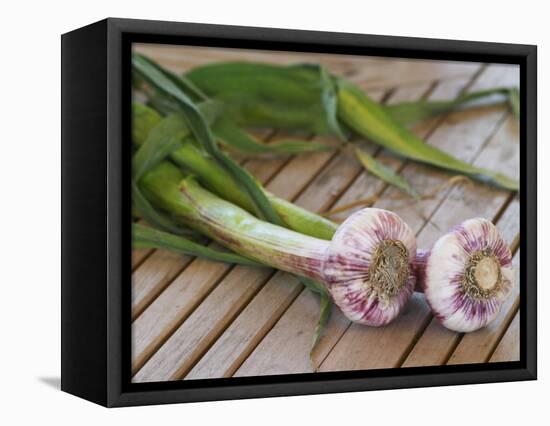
[323, 208, 417, 326]
[418, 218, 515, 332]
[141, 163, 418, 326]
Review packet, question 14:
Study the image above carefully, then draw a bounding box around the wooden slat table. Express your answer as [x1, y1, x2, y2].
[132, 45, 520, 383]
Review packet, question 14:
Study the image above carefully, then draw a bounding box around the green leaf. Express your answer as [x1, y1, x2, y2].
[299, 277, 327, 295]
[311, 291, 332, 356]
[132, 103, 162, 146]
[214, 117, 333, 155]
[133, 223, 262, 267]
[133, 112, 190, 180]
[337, 78, 519, 191]
[385, 87, 519, 128]
[136, 53, 209, 103]
[132, 181, 198, 237]
[186, 61, 347, 137]
[508, 88, 520, 118]
[131, 103, 198, 236]
[354, 148, 419, 199]
[318, 65, 347, 140]
[132, 53, 284, 225]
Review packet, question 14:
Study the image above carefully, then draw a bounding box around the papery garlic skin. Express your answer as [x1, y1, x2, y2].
[323, 208, 417, 326]
[422, 218, 514, 333]
[142, 163, 418, 327]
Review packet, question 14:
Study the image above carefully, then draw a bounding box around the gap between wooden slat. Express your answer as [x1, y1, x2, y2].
[132, 248, 153, 271]
[132, 256, 244, 375]
[173, 271, 302, 380]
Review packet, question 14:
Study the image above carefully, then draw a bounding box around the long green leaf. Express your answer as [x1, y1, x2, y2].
[133, 112, 190, 180]
[311, 292, 332, 355]
[132, 181, 198, 237]
[318, 64, 347, 139]
[385, 86, 519, 127]
[132, 103, 162, 145]
[355, 148, 419, 198]
[137, 53, 209, 103]
[186, 61, 346, 137]
[337, 78, 518, 191]
[508, 88, 520, 118]
[214, 117, 333, 155]
[132, 53, 284, 225]
[299, 277, 327, 295]
[133, 223, 261, 266]
[132, 105, 339, 239]
[131, 103, 198, 236]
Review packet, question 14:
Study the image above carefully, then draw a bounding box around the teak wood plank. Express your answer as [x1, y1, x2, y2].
[489, 310, 520, 363]
[132, 251, 194, 319]
[186, 272, 303, 379]
[132, 244, 235, 374]
[133, 265, 273, 382]
[132, 248, 152, 269]
[133, 88, 387, 382]
[229, 81, 465, 377]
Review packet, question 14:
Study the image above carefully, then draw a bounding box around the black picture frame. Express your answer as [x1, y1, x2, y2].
[61, 17, 537, 407]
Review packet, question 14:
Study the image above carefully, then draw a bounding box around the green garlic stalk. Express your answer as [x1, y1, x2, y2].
[133, 103, 337, 240]
[140, 162, 417, 326]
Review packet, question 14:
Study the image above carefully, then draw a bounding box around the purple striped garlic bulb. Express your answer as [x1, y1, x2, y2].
[323, 208, 417, 326]
[417, 218, 515, 332]
[144, 168, 418, 327]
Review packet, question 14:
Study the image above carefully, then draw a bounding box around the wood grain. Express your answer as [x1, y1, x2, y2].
[132, 250, 194, 319]
[129, 47, 520, 382]
[489, 310, 520, 363]
[187, 272, 303, 379]
[132, 248, 152, 270]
